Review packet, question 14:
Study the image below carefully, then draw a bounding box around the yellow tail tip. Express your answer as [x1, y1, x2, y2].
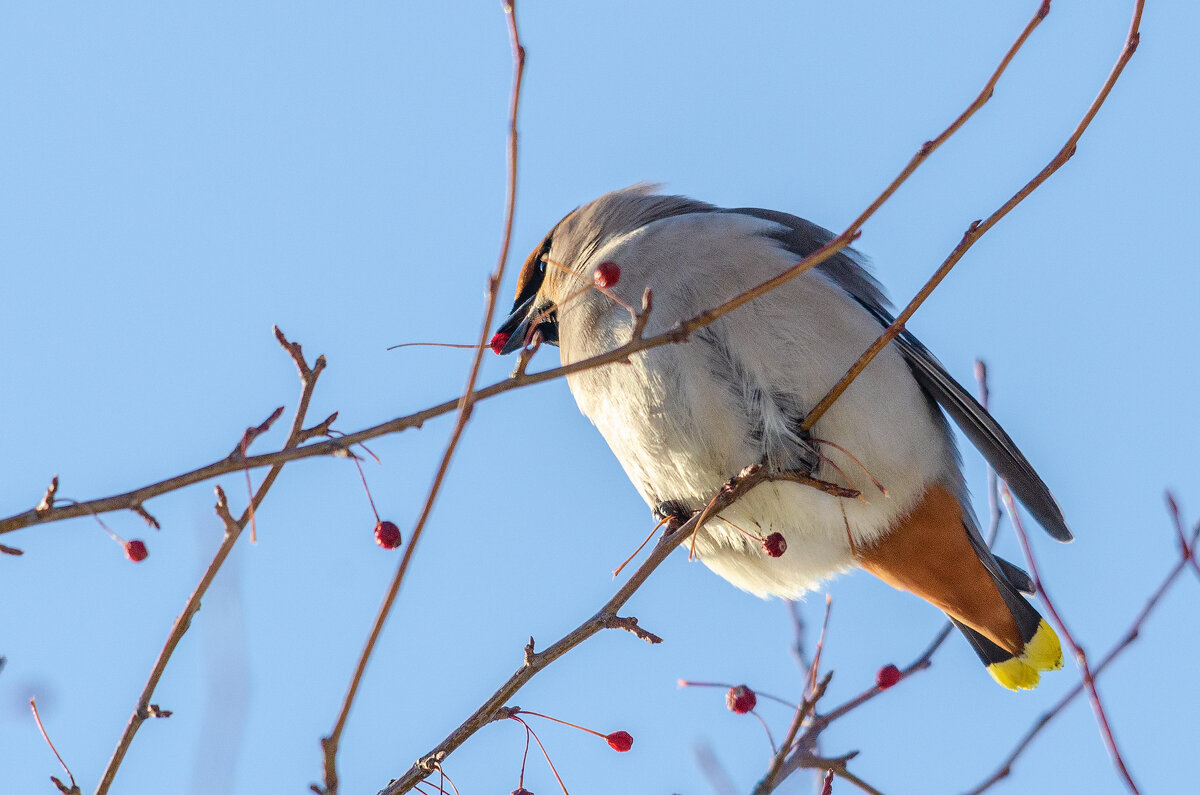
[987, 620, 1063, 691]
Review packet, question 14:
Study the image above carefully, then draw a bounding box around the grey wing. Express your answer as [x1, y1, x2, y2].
[725, 206, 1072, 542]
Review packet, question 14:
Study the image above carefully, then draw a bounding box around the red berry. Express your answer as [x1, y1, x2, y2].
[875, 664, 901, 689]
[725, 685, 757, 714]
[489, 332, 512, 355]
[593, 262, 621, 289]
[374, 520, 402, 549]
[606, 730, 633, 752]
[124, 540, 149, 562]
[512, 789, 534, 795]
[762, 532, 787, 558]
[820, 770, 834, 795]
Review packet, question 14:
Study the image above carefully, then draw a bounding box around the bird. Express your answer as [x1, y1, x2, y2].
[494, 185, 1068, 690]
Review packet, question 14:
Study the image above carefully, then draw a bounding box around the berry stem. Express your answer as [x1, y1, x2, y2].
[514, 710, 604, 740]
[612, 515, 671, 578]
[511, 716, 569, 794]
[30, 698, 76, 791]
[677, 680, 797, 709]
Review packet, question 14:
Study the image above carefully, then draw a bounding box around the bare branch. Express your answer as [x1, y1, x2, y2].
[378, 463, 807, 794]
[600, 615, 663, 644]
[801, 1, 1144, 431]
[967, 509, 1198, 794]
[1002, 484, 1140, 793]
[319, 3, 528, 792]
[94, 328, 325, 795]
[30, 698, 81, 795]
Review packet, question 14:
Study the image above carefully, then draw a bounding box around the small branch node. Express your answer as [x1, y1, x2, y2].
[36, 475, 60, 515]
[631, 289, 653, 340]
[301, 411, 340, 442]
[602, 615, 663, 644]
[213, 486, 238, 534]
[767, 470, 861, 500]
[512, 331, 543, 379]
[131, 503, 161, 530]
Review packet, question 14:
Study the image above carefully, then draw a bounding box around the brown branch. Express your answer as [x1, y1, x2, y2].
[1002, 484, 1140, 794]
[752, 672, 832, 795]
[1166, 492, 1200, 581]
[752, 356, 1010, 792]
[967, 512, 1199, 794]
[377, 464, 794, 795]
[317, 4, 527, 793]
[31, 698, 81, 795]
[600, 615, 663, 644]
[36, 475, 59, 515]
[800, 0, 1143, 432]
[94, 328, 325, 795]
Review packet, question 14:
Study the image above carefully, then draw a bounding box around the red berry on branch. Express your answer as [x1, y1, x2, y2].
[593, 262, 621, 289]
[762, 532, 787, 558]
[725, 685, 757, 714]
[374, 520, 402, 549]
[489, 332, 512, 355]
[512, 789, 534, 795]
[606, 730, 633, 752]
[875, 664, 901, 689]
[124, 540, 149, 562]
[820, 770, 834, 795]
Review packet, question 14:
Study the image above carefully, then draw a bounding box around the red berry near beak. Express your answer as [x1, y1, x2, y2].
[125, 540, 149, 562]
[593, 262, 621, 289]
[762, 532, 787, 557]
[374, 520, 402, 549]
[725, 685, 757, 714]
[606, 730, 633, 752]
[489, 332, 512, 355]
[875, 663, 901, 689]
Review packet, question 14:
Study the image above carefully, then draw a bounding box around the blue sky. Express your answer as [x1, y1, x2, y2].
[2, 2, 1197, 794]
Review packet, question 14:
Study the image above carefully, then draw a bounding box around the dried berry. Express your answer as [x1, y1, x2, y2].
[606, 730, 633, 752]
[490, 332, 512, 355]
[593, 262, 621, 289]
[725, 685, 757, 714]
[762, 532, 787, 558]
[374, 520, 402, 550]
[875, 664, 901, 689]
[125, 540, 149, 562]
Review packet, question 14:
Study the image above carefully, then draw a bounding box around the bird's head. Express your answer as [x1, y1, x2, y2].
[493, 185, 715, 355]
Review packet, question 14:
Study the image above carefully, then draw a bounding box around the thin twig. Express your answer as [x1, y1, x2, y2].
[378, 464, 796, 794]
[974, 360, 1004, 546]
[751, 673, 832, 795]
[801, 0, 1142, 432]
[1002, 484, 1140, 793]
[30, 698, 81, 795]
[95, 327, 325, 795]
[967, 514, 1198, 794]
[318, 5, 527, 793]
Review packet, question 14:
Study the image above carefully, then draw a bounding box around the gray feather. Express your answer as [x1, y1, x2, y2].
[727, 206, 1072, 543]
[995, 556, 1036, 595]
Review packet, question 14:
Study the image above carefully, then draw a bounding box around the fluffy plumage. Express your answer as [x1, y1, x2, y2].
[497, 185, 1068, 688]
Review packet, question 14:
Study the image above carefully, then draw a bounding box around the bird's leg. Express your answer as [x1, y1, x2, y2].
[653, 500, 694, 531]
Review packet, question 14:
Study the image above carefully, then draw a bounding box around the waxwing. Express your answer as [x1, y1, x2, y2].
[495, 185, 1067, 690]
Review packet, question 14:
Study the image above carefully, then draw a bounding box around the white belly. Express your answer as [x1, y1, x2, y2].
[557, 215, 961, 598]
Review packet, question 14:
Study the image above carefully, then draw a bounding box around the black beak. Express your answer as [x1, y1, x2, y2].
[494, 292, 559, 355]
[495, 293, 537, 355]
